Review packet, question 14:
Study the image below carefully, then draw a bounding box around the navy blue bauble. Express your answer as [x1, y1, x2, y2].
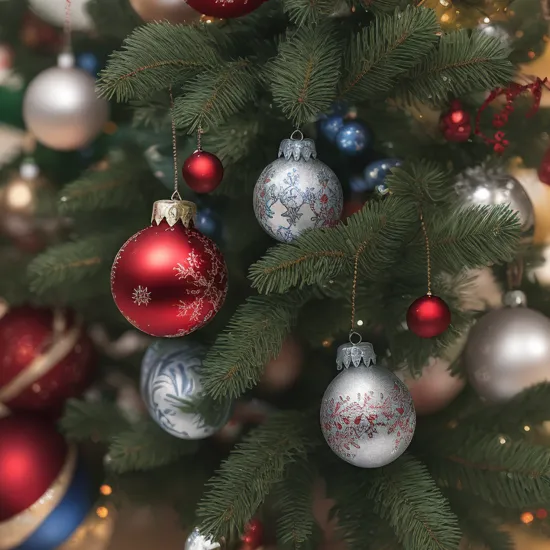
[318, 115, 345, 143]
[195, 207, 222, 241]
[364, 158, 401, 190]
[349, 175, 369, 193]
[335, 122, 371, 155]
[76, 53, 100, 77]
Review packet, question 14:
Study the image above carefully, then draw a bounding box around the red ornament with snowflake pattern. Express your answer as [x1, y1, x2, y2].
[186, 0, 267, 18]
[111, 200, 227, 338]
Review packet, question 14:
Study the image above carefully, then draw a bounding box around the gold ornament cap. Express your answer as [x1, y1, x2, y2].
[151, 200, 196, 228]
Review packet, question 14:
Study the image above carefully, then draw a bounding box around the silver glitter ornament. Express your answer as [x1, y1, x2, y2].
[23, 53, 109, 151]
[141, 340, 231, 439]
[455, 165, 535, 243]
[253, 134, 343, 243]
[465, 291, 550, 402]
[320, 338, 416, 468]
[185, 528, 220, 550]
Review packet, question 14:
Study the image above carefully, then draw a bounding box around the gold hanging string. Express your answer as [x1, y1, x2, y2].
[419, 208, 432, 296]
[64, 0, 73, 52]
[350, 243, 367, 335]
[169, 86, 181, 201]
[197, 124, 203, 151]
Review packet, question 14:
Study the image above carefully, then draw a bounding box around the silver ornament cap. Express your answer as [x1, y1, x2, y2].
[278, 136, 317, 161]
[185, 528, 220, 550]
[321, 339, 416, 468]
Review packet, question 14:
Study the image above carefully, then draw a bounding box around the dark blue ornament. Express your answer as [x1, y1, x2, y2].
[363, 158, 402, 190]
[349, 175, 369, 193]
[329, 101, 349, 116]
[76, 52, 100, 77]
[195, 207, 222, 240]
[318, 115, 345, 143]
[335, 121, 371, 156]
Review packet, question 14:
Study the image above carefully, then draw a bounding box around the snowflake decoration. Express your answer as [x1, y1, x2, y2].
[132, 286, 151, 306]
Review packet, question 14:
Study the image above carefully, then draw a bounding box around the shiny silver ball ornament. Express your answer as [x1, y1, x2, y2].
[320, 339, 416, 468]
[29, 0, 93, 31]
[465, 291, 550, 402]
[23, 54, 109, 151]
[455, 165, 535, 243]
[253, 135, 343, 243]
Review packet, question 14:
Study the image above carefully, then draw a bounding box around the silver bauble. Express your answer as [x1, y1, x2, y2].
[253, 136, 343, 243]
[320, 341, 416, 468]
[130, 0, 201, 23]
[29, 0, 93, 31]
[185, 528, 220, 550]
[465, 292, 550, 402]
[140, 340, 231, 439]
[455, 165, 535, 242]
[23, 55, 109, 151]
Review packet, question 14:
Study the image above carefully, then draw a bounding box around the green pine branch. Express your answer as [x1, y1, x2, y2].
[98, 23, 221, 101]
[201, 292, 308, 400]
[196, 410, 319, 540]
[108, 419, 200, 474]
[400, 29, 514, 104]
[267, 23, 341, 127]
[272, 459, 320, 550]
[282, 0, 342, 25]
[339, 7, 439, 101]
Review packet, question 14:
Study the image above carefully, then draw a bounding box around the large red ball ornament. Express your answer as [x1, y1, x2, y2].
[186, 0, 266, 18]
[0, 306, 96, 415]
[407, 294, 451, 338]
[182, 150, 224, 194]
[0, 415, 66, 521]
[111, 200, 228, 337]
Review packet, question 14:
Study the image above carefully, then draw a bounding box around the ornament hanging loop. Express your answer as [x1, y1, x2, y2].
[349, 331, 362, 346]
[290, 129, 304, 141]
[419, 208, 432, 296]
[63, 0, 73, 52]
[168, 85, 181, 200]
[197, 125, 204, 151]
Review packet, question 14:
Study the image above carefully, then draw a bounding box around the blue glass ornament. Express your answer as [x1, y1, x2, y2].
[141, 340, 231, 439]
[363, 158, 402, 191]
[318, 115, 345, 143]
[76, 52, 100, 77]
[195, 207, 222, 240]
[349, 174, 369, 193]
[329, 101, 349, 116]
[335, 122, 371, 156]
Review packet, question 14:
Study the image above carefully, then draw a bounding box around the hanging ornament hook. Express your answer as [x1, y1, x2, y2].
[64, 0, 73, 53]
[169, 85, 182, 201]
[290, 129, 304, 141]
[419, 208, 432, 296]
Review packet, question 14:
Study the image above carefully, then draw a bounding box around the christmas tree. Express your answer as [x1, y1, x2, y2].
[3, 1, 550, 549]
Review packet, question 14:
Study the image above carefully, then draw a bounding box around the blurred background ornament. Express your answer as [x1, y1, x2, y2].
[0, 43, 13, 72]
[20, 10, 63, 52]
[455, 165, 535, 243]
[320, 340, 415, 468]
[259, 336, 304, 393]
[538, 144, 550, 185]
[195, 206, 222, 241]
[318, 115, 345, 143]
[253, 136, 343, 243]
[335, 121, 371, 156]
[23, 53, 109, 151]
[56, 505, 115, 550]
[464, 290, 550, 402]
[363, 158, 401, 191]
[0, 306, 96, 417]
[0, 415, 92, 549]
[129, 0, 202, 23]
[241, 518, 264, 550]
[418, 0, 510, 30]
[440, 100, 472, 142]
[76, 52, 101, 77]
[140, 340, 231, 439]
[29, 0, 94, 31]
[186, 0, 266, 18]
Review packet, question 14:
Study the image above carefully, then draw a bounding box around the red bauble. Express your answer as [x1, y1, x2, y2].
[440, 100, 471, 143]
[539, 146, 550, 185]
[407, 295, 451, 338]
[186, 0, 266, 18]
[0, 306, 96, 415]
[241, 518, 264, 549]
[0, 415, 66, 520]
[182, 150, 224, 194]
[111, 201, 228, 337]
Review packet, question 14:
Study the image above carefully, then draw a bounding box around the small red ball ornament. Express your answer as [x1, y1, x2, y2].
[0, 306, 95, 415]
[241, 518, 264, 549]
[440, 100, 471, 143]
[539, 146, 550, 185]
[407, 294, 451, 338]
[186, 0, 266, 18]
[0, 415, 66, 520]
[182, 150, 224, 194]
[111, 200, 228, 337]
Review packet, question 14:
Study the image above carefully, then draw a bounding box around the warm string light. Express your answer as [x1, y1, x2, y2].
[99, 484, 112, 496]
[96, 506, 109, 519]
[419, 209, 432, 296]
[168, 86, 181, 201]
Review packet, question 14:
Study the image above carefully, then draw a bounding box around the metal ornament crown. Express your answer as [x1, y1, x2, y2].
[336, 342, 377, 370]
[278, 137, 317, 161]
[151, 200, 197, 228]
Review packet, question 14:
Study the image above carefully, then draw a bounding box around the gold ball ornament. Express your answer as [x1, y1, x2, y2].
[129, 0, 202, 23]
[259, 336, 304, 393]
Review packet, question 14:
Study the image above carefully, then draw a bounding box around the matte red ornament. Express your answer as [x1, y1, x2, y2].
[111, 200, 227, 337]
[0, 415, 66, 520]
[0, 306, 96, 415]
[539, 146, 550, 185]
[407, 295, 451, 338]
[440, 100, 471, 143]
[182, 150, 224, 194]
[241, 518, 264, 549]
[186, 0, 266, 18]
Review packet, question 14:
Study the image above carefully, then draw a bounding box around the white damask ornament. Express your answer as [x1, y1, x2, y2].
[320, 337, 416, 468]
[141, 340, 231, 439]
[253, 134, 343, 243]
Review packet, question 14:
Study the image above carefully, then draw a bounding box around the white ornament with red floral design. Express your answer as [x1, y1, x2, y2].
[320, 338, 416, 468]
[253, 134, 343, 243]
